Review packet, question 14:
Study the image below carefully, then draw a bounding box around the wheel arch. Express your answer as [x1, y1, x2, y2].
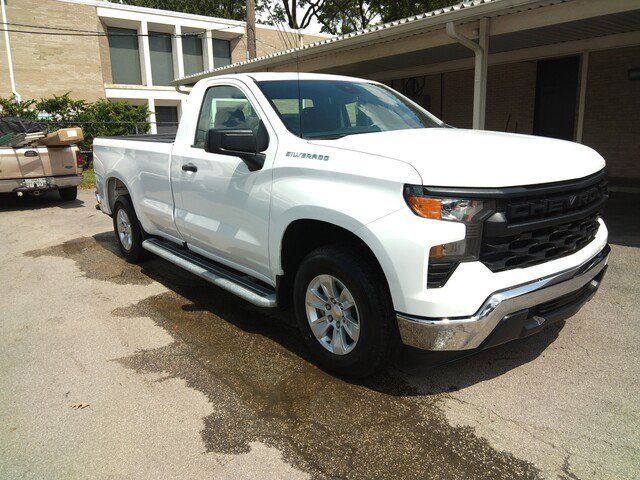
[104, 174, 131, 214]
[275, 216, 394, 310]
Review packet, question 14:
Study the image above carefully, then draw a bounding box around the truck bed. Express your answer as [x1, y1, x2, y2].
[103, 133, 176, 144]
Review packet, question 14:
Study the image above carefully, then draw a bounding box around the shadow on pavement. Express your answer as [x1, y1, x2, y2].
[0, 190, 85, 212]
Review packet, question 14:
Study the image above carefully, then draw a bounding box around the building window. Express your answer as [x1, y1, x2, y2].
[182, 36, 204, 77]
[107, 27, 142, 85]
[149, 32, 174, 86]
[155, 106, 179, 134]
[213, 39, 231, 68]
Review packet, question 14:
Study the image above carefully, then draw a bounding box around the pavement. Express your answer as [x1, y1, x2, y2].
[0, 189, 638, 480]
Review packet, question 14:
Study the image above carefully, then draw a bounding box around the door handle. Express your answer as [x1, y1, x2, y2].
[182, 163, 198, 173]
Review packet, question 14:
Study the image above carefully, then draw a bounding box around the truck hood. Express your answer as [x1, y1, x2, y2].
[311, 128, 605, 187]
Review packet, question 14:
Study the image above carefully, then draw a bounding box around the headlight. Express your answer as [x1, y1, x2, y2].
[404, 190, 487, 223]
[404, 185, 495, 287]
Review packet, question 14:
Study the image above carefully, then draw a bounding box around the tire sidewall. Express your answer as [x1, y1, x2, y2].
[112, 196, 145, 262]
[293, 249, 391, 376]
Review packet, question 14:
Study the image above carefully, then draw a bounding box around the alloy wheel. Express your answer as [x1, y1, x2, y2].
[305, 274, 360, 355]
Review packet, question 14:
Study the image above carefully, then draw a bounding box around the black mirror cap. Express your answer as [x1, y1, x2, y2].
[204, 120, 269, 155]
[204, 120, 269, 172]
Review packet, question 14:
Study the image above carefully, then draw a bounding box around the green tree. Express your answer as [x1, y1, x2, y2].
[372, 0, 461, 24]
[112, 0, 462, 35]
[261, 0, 461, 34]
[112, 0, 246, 20]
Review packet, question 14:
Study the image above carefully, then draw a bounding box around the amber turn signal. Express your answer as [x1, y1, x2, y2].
[406, 196, 441, 219]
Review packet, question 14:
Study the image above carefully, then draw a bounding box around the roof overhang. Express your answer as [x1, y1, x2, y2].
[173, 0, 640, 86]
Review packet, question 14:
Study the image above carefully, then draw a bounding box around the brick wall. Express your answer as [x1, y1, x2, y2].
[582, 46, 640, 180]
[0, 0, 326, 102]
[0, 0, 106, 102]
[486, 61, 537, 135]
[396, 62, 537, 133]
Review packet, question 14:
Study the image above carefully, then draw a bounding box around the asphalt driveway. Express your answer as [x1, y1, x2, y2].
[0, 189, 638, 480]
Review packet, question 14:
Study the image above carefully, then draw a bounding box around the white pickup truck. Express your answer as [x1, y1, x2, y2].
[94, 72, 609, 377]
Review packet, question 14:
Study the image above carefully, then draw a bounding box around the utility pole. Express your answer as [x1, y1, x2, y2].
[246, 0, 256, 60]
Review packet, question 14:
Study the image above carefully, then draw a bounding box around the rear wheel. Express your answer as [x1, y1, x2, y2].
[59, 186, 77, 201]
[112, 196, 148, 263]
[293, 244, 401, 378]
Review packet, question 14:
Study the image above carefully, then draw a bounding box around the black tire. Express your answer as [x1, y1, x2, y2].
[58, 186, 77, 201]
[293, 244, 401, 378]
[112, 196, 148, 263]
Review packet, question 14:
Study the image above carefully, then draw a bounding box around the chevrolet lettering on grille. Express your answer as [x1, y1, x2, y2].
[507, 186, 602, 220]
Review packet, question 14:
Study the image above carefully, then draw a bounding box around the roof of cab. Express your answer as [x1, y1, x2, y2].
[194, 72, 374, 84]
[247, 72, 370, 82]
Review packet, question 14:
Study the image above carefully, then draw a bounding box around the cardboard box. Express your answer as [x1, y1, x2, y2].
[42, 128, 83, 146]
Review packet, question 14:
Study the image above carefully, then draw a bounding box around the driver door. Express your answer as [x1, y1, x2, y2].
[171, 83, 276, 283]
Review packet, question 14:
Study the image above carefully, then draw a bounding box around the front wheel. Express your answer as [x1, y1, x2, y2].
[293, 244, 401, 378]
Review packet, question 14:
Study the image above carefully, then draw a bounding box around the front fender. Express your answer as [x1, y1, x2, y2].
[269, 205, 372, 277]
[356, 208, 465, 313]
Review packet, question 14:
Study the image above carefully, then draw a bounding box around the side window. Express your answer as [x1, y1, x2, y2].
[194, 85, 261, 148]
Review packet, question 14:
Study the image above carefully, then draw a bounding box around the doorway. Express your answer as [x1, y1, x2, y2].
[533, 56, 580, 141]
[155, 106, 179, 134]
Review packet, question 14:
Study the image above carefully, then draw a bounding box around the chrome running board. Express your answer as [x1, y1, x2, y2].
[142, 238, 277, 308]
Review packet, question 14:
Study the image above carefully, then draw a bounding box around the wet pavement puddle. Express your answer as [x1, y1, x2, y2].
[25, 233, 154, 286]
[27, 234, 543, 479]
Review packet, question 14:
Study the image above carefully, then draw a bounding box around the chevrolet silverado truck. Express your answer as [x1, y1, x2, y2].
[93, 73, 609, 377]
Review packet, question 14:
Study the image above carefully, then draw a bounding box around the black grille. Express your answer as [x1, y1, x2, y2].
[481, 214, 600, 271]
[479, 173, 607, 272]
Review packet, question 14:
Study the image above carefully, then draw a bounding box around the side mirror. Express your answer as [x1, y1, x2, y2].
[204, 120, 269, 171]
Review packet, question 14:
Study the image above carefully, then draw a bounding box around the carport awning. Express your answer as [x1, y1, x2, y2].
[173, 0, 640, 86]
[318, 8, 640, 78]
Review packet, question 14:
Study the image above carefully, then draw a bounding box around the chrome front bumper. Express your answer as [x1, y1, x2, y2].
[397, 245, 610, 351]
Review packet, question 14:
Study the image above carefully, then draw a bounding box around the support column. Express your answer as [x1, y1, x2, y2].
[445, 20, 489, 130]
[139, 21, 153, 86]
[172, 25, 185, 80]
[576, 51, 589, 144]
[148, 98, 157, 134]
[475, 18, 489, 130]
[203, 30, 214, 70]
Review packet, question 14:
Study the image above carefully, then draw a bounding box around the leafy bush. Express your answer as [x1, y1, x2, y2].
[0, 97, 38, 119]
[0, 93, 150, 160]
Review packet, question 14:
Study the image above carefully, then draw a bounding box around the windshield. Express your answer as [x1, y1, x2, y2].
[256, 79, 443, 139]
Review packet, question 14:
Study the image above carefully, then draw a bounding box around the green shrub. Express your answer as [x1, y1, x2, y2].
[0, 93, 150, 160]
[0, 97, 38, 118]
